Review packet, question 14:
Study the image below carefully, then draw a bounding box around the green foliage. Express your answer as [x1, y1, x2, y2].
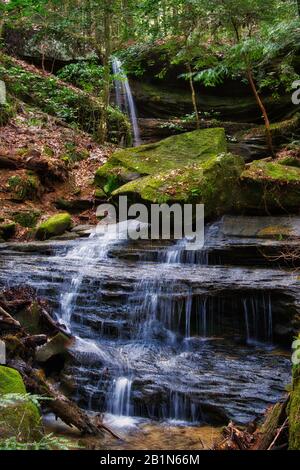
[0, 393, 52, 409]
[7, 172, 41, 201]
[0, 53, 131, 142]
[57, 62, 105, 95]
[13, 210, 41, 228]
[0, 434, 77, 451]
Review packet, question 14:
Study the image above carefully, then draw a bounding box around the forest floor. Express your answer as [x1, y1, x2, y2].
[0, 103, 115, 239]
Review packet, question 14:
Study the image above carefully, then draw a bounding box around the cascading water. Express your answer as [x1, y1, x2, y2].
[243, 294, 273, 344]
[112, 57, 141, 146]
[0, 219, 292, 427]
[59, 224, 123, 328]
[109, 377, 132, 417]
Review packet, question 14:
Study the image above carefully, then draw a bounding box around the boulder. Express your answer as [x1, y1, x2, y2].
[222, 216, 300, 239]
[35, 213, 72, 240]
[240, 159, 300, 213]
[95, 128, 245, 217]
[0, 365, 41, 441]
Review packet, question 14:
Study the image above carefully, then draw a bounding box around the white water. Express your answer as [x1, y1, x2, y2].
[112, 57, 141, 146]
[243, 294, 273, 345]
[0, 222, 291, 425]
[60, 221, 143, 328]
[110, 377, 132, 417]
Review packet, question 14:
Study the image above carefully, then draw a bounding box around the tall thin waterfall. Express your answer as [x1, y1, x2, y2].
[112, 57, 141, 146]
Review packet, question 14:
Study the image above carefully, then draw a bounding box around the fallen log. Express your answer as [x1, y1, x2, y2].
[8, 359, 114, 438]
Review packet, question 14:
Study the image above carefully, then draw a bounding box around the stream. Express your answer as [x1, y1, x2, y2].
[0, 217, 296, 448]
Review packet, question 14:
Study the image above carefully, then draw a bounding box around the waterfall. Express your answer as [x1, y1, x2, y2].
[0, 220, 291, 427]
[242, 294, 273, 344]
[112, 57, 141, 146]
[59, 221, 136, 328]
[109, 377, 132, 417]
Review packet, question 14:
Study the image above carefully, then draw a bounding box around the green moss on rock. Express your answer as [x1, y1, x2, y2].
[0, 366, 41, 441]
[115, 154, 244, 214]
[95, 128, 244, 217]
[35, 213, 72, 240]
[0, 367, 26, 395]
[237, 114, 300, 141]
[96, 128, 227, 188]
[240, 160, 300, 213]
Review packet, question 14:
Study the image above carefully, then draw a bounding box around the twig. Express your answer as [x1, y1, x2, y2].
[267, 418, 289, 450]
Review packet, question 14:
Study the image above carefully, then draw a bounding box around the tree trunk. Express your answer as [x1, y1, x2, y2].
[187, 64, 200, 129]
[0, 0, 6, 48]
[297, 0, 300, 17]
[97, 0, 112, 144]
[247, 68, 274, 156]
[253, 398, 288, 450]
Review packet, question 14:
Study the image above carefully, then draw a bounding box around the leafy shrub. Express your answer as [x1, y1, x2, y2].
[57, 62, 104, 95]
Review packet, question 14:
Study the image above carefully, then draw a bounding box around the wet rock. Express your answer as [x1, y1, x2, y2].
[222, 216, 300, 239]
[71, 224, 95, 236]
[50, 231, 79, 241]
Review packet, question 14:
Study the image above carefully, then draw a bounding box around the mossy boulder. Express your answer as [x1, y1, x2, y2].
[7, 172, 42, 202]
[0, 222, 16, 240]
[0, 366, 41, 441]
[95, 128, 244, 217]
[35, 213, 72, 240]
[240, 160, 300, 213]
